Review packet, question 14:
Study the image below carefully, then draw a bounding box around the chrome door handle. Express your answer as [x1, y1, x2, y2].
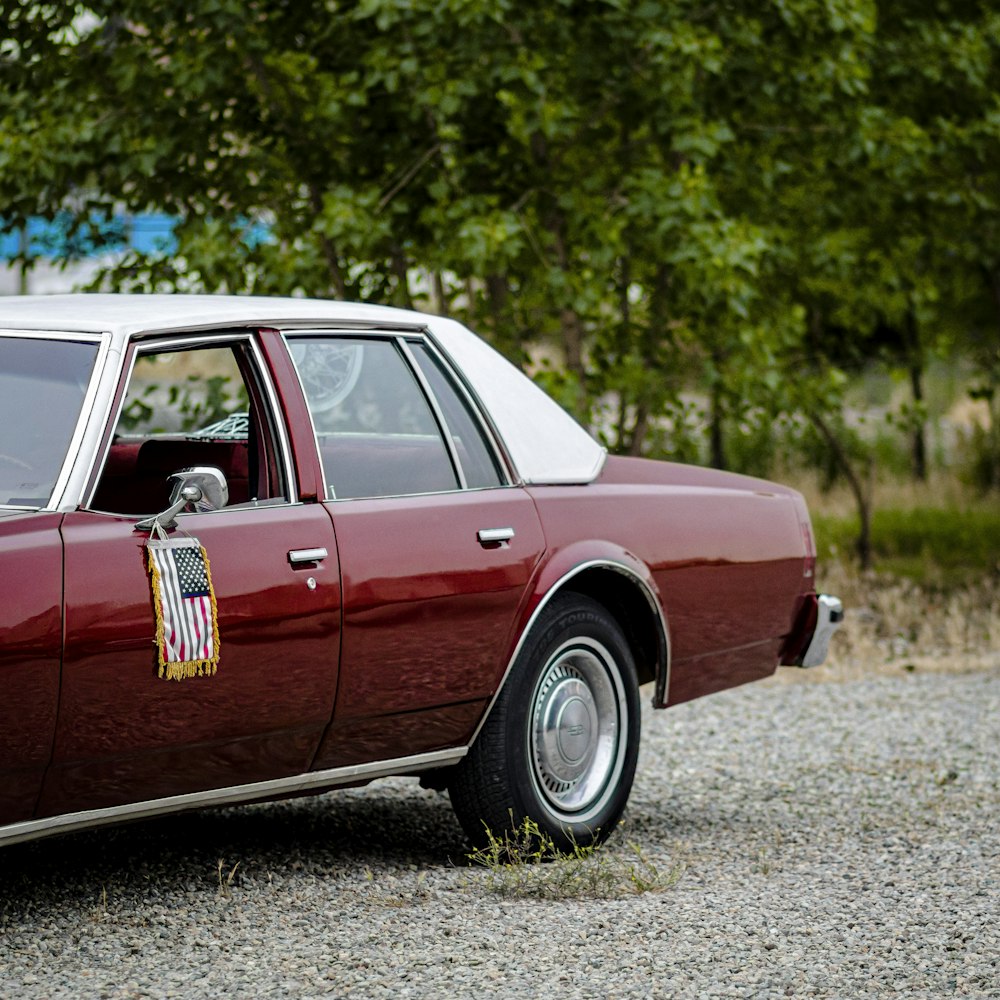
[288, 547, 328, 565]
[477, 527, 514, 545]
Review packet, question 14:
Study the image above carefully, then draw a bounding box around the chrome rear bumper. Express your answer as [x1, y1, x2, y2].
[800, 594, 844, 667]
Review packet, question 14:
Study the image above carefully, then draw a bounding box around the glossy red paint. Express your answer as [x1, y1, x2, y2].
[0, 511, 63, 821]
[527, 455, 811, 706]
[316, 701, 487, 769]
[311, 488, 545, 768]
[39, 505, 341, 815]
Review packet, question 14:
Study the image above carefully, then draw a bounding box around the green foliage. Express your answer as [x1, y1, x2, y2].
[0, 0, 998, 524]
[465, 816, 682, 900]
[118, 375, 247, 434]
[958, 422, 1000, 493]
[814, 505, 1000, 587]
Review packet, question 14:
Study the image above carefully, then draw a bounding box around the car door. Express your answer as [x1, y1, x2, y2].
[285, 332, 546, 769]
[37, 333, 342, 817]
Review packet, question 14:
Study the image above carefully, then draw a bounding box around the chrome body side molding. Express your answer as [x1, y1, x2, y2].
[0, 748, 467, 848]
[468, 559, 672, 746]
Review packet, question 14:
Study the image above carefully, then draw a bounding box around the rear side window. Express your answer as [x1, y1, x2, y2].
[288, 337, 459, 500]
[409, 342, 504, 489]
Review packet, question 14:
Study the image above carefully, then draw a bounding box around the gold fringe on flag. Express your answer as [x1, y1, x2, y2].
[146, 533, 221, 681]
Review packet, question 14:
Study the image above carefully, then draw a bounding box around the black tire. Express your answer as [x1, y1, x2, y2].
[448, 593, 640, 851]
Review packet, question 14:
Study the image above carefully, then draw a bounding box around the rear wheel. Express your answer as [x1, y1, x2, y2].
[448, 594, 640, 851]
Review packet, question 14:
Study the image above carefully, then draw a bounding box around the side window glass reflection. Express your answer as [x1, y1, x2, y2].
[288, 338, 459, 500]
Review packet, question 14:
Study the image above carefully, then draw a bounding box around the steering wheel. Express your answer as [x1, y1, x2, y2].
[295, 342, 365, 413]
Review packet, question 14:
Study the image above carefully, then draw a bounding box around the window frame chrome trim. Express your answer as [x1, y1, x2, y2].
[405, 335, 514, 488]
[281, 327, 515, 502]
[247, 334, 299, 503]
[467, 559, 672, 746]
[0, 747, 468, 848]
[283, 329, 423, 501]
[395, 336, 467, 490]
[424, 318, 605, 485]
[279, 331, 330, 498]
[82, 331, 299, 513]
[419, 330, 521, 485]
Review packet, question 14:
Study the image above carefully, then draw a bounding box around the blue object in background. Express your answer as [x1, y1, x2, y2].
[124, 213, 179, 255]
[0, 213, 179, 260]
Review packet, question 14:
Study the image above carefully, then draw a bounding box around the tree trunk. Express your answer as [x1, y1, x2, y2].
[560, 308, 585, 380]
[432, 272, 449, 317]
[709, 348, 726, 470]
[909, 360, 927, 482]
[709, 382, 726, 470]
[308, 185, 347, 299]
[615, 252, 643, 455]
[905, 310, 927, 482]
[485, 273, 523, 367]
[390, 247, 413, 310]
[628, 402, 649, 456]
[623, 264, 672, 457]
[18, 227, 29, 295]
[530, 130, 585, 393]
[981, 266, 1000, 490]
[810, 410, 873, 570]
[982, 264, 1000, 329]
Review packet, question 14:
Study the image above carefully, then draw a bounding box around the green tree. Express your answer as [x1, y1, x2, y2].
[0, 1, 811, 432]
[2, 0, 998, 569]
[711, 1, 1000, 562]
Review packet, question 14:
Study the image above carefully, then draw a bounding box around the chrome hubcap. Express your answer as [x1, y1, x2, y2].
[529, 638, 627, 819]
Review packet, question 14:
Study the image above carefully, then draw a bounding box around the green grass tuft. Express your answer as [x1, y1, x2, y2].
[466, 817, 683, 900]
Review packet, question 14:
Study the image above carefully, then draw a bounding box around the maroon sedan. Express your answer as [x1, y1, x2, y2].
[0, 295, 840, 850]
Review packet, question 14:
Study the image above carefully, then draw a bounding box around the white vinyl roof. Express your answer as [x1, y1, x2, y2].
[0, 294, 605, 485]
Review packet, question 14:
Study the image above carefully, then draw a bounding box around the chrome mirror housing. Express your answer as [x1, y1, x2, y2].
[134, 466, 229, 531]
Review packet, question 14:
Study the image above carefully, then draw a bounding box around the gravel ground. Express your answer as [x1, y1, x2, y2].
[1, 666, 998, 999]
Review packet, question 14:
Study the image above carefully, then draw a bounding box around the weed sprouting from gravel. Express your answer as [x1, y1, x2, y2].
[216, 858, 240, 898]
[465, 817, 683, 900]
[89, 884, 109, 924]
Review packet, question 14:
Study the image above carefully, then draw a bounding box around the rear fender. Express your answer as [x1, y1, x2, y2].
[473, 542, 672, 745]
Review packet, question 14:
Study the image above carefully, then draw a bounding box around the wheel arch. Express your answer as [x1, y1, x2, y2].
[560, 564, 668, 695]
[471, 552, 672, 747]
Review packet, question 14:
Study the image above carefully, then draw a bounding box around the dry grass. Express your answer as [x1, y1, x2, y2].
[790, 470, 990, 520]
[771, 560, 1000, 685]
[768, 468, 1000, 682]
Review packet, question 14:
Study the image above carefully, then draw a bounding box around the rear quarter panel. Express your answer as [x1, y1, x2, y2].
[528, 457, 810, 705]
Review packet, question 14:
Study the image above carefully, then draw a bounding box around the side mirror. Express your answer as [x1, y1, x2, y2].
[135, 466, 229, 531]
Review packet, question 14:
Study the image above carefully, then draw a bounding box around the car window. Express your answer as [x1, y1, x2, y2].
[287, 337, 460, 500]
[90, 342, 287, 515]
[0, 337, 99, 507]
[409, 341, 504, 489]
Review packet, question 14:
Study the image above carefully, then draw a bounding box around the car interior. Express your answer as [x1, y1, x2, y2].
[89, 340, 283, 516]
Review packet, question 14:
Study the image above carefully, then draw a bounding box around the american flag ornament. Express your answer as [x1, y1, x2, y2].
[146, 534, 220, 680]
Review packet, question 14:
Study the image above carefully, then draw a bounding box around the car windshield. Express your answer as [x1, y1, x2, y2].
[0, 336, 99, 507]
